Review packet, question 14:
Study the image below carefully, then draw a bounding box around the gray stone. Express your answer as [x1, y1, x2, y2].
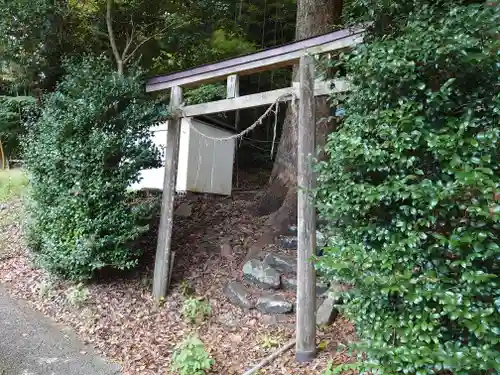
[256, 295, 293, 314]
[316, 297, 325, 311]
[262, 253, 274, 267]
[288, 225, 326, 234]
[320, 282, 350, 302]
[277, 235, 297, 249]
[279, 230, 325, 247]
[243, 259, 281, 289]
[316, 230, 326, 247]
[330, 281, 351, 293]
[175, 202, 192, 217]
[223, 282, 254, 309]
[282, 276, 329, 296]
[282, 276, 297, 291]
[316, 280, 330, 296]
[264, 253, 297, 274]
[316, 297, 339, 326]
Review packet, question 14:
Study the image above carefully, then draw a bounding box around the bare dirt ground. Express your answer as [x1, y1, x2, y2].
[0, 181, 356, 374]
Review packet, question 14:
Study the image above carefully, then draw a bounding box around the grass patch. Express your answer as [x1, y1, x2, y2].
[0, 170, 27, 260]
[0, 169, 27, 202]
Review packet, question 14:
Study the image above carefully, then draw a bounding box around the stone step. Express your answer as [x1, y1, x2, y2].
[276, 235, 298, 249]
[256, 294, 293, 314]
[276, 227, 327, 254]
[263, 253, 296, 274]
[282, 275, 329, 296]
[222, 281, 294, 315]
[224, 281, 254, 310]
[243, 259, 281, 289]
[235, 255, 342, 317]
[223, 280, 340, 326]
[243, 254, 330, 292]
[274, 243, 325, 256]
[287, 220, 329, 235]
[316, 297, 339, 326]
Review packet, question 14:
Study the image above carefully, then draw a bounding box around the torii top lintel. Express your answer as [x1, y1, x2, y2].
[146, 26, 364, 93]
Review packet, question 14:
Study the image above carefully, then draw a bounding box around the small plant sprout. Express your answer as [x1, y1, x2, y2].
[181, 297, 212, 324]
[171, 335, 213, 375]
[323, 360, 335, 375]
[179, 279, 195, 296]
[65, 283, 90, 307]
[322, 362, 362, 375]
[38, 279, 54, 298]
[259, 334, 280, 350]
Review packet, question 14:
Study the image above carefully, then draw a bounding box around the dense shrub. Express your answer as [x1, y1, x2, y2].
[316, 3, 499, 374]
[23, 56, 166, 280]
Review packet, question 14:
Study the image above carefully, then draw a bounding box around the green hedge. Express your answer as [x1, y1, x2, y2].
[23, 56, 166, 280]
[316, 3, 499, 375]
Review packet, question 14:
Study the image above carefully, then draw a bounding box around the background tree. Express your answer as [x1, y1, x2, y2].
[255, 0, 344, 233]
[0, 0, 258, 90]
[0, 0, 103, 93]
[0, 0, 271, 160]
[0, 95, 37, 164]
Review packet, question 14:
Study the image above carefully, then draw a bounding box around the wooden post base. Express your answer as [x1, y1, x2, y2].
[296, 350, 316, 363]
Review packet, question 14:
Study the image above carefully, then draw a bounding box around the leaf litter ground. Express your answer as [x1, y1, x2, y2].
[0, 192, 356, 374]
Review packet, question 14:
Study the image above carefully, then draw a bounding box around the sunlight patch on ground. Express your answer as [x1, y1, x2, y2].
[0, 169, 27, 203]
[0, 169, 27, 260]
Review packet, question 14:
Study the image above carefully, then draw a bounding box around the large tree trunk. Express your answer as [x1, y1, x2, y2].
[256, 0, 343, 233]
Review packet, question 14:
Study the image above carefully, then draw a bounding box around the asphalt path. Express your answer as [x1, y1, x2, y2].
[0, 285, 121, 375]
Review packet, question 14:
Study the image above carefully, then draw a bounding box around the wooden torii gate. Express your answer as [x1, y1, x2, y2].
[146, 26, 364, 362]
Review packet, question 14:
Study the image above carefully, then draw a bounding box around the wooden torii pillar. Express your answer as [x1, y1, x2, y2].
[296, 54, 317, 362]
[152, 85, 182, 299]
[145, 26, 363, 362]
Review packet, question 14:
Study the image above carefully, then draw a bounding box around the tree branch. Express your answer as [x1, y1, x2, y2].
[123, 27, 167, 64]
[106, 0, 123, 75]
[106, 1, 166, 74]
[121, 17, 136, 60]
